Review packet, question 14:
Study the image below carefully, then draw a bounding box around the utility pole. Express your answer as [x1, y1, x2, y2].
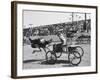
[83, 13, 87, 32]
[72, 12, 74, 23]
[85, 13, 87, 32]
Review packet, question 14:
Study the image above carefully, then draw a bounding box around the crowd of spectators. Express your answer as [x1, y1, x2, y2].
[23, 19, 91, 45]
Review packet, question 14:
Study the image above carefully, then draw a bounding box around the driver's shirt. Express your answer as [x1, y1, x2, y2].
[59, 34, 66, 45]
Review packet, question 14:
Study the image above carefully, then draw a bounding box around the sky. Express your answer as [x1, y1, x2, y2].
[23, 10, 91, 28]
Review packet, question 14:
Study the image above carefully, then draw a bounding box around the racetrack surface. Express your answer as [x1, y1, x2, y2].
[23, 44, 91, 69]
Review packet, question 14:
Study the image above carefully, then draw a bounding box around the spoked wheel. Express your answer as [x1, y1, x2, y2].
[55, 45, 67, 58]
[46, 51, 57, 64]
[75, 46, 84, 57]
[68, 51, 81, 66]
[55, 52, 62, 58]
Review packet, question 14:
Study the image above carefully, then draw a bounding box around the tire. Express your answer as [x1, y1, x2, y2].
[68, 51, 81, 66]
[75, 46, 84, 57]
[46, 51, 57, 64]
[55, 45, 67, 58]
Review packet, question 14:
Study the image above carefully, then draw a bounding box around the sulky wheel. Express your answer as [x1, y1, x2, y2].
[68, 51, 81, 66]
[55, 45, 67, 58]
[75, 46, 84, 57]
[46, 51, 57, 64]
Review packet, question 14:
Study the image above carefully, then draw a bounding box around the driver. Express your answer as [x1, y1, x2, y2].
[57, 30, 66, 45]
[54, 30, 67, 52]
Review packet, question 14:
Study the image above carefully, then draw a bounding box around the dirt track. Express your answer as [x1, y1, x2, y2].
[23, 44, 91, 69]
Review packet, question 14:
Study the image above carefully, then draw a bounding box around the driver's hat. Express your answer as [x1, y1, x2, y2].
[58, 29, 63, 32]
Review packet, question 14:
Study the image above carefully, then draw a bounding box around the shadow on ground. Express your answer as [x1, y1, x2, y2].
[23, 59, 43, 63]
[41, 60, 75, 67]
[23, 59, 78, 67]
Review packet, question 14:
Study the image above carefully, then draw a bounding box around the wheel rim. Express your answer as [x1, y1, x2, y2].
[74, 51, 81, 58]
[68, 51, 81, 66]
[71, 57, 81, 66]
[75, 46, 84, 57]
[55, 45, 67, 58]
[46, 51, 56, 64]
[46, 51, 52, 61]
